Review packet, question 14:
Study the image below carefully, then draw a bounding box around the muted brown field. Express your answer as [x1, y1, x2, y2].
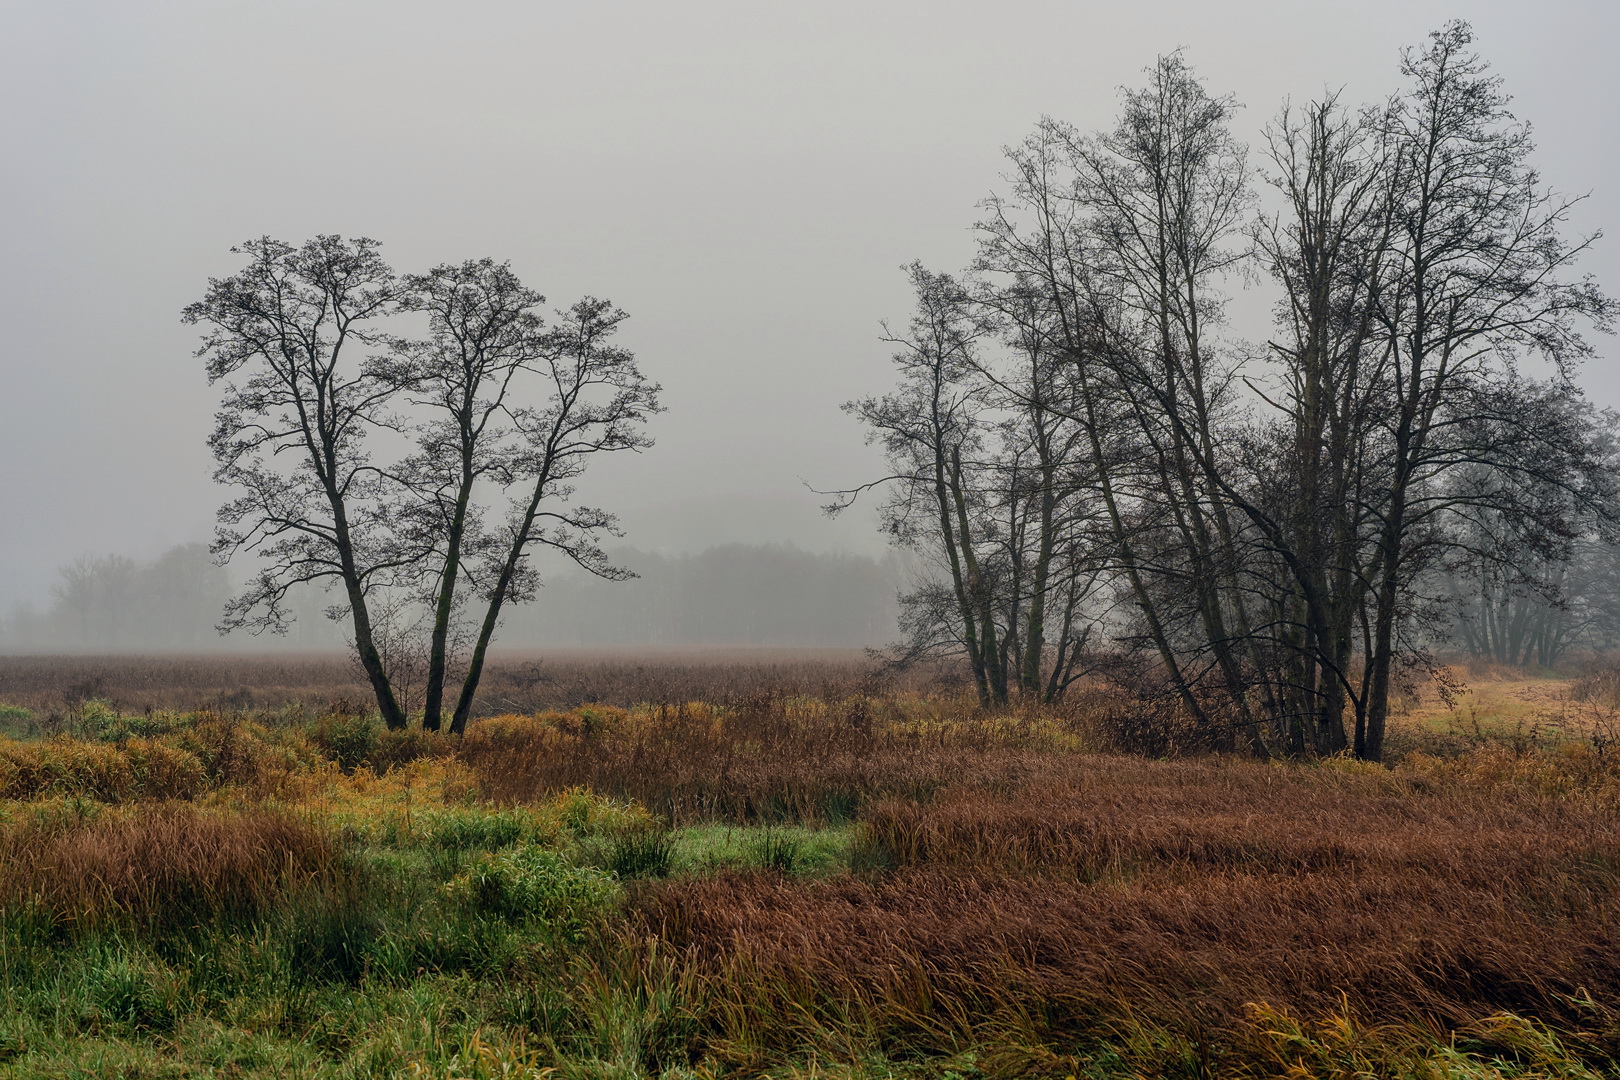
[635, 753, 1620, 1070]
[0, 648, 944, 716]
[5, 658, 1620, 1076]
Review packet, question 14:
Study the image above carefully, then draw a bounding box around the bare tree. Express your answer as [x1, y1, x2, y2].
[189, 240, 659, 732]
[186, 236, 416, 728]
[844, 26, 1613, 761]
[1354, 22, 1614, 758]
[446, 298, 661, 733]
[832, 264, 1010, 705]
[389, 259, 549, 731]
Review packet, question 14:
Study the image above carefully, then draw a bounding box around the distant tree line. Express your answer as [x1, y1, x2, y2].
[2, 545, 237, 653]
[832, 22, 1618, 760]
[0, 543, 899, 654]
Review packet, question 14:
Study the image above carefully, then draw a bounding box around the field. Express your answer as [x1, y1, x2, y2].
[0, 650, 925, 718]
[3, 654, 1620, 1078]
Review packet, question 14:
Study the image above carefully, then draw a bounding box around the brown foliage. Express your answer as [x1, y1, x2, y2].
[0, 804, 336, 929]
[633, 758, 1620, 1067]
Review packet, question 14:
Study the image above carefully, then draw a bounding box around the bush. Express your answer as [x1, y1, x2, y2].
[313, 713, 380, 772]
[445, 844, 618, 941]
[163, 716, 279, 789]
[371, 725, 454, 772]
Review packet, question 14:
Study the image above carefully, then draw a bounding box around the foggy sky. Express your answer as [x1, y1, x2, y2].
[3, 0, 1617, 611]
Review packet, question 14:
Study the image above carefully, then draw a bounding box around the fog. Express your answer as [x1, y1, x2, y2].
[2, 1, 1617, 646]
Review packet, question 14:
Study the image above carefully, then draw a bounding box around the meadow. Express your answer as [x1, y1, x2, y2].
[2, 655, 1620, 1078]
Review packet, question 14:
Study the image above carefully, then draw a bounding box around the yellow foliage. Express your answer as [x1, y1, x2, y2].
[0, 736, 205, 801]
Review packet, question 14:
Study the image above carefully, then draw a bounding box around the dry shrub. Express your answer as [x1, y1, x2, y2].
[370, 725, 458, 772]
[1571, 661, 1620, 711]
[0, 736, 205, 801]
[0, 803, 336, 929]
[1064, 680, 1229, 756]
[633, 758, 1620, 1068]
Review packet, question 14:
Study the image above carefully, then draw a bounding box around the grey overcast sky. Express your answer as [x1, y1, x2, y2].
[2, 0, 1616, 610]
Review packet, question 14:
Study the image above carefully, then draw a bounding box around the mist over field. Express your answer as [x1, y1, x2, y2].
[4, 0, 1618, 657]
[0, 542, 904, 652]
[13, 6, 1620, 1078]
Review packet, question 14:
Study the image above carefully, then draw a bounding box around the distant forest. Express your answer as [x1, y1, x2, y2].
[0, 543, 903, 653]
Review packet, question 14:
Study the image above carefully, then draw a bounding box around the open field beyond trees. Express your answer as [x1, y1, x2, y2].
[3, 655, 1620, 1077]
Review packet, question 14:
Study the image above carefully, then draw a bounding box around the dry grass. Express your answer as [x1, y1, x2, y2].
[0, 649, 936, 715]
[0, 802, 336, 929]
[0, 736, 208, 801]
[3, 663, 1620, 1075]
[459, 694, 1089, 823]
[630, 756, 1620, 1070]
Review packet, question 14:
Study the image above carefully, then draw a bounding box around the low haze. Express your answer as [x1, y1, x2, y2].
[10, 10, 1620, 1069]
[2, 0, 1616, 615]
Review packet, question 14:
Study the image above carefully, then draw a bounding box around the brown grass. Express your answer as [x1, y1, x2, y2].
[0, 803, 336, 929]
[10, 656, 1620, 1072]
[631, 756, 1620, 1070]
[460, 694, 1079, 823]
[0, 649, 945, 715]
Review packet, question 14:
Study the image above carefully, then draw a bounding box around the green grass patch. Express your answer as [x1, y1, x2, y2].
[668, 822, 853, 876]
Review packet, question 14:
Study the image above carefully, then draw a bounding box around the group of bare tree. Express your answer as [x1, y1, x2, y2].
[186, 242, 660, 732]
[836, 23, 1617, 760]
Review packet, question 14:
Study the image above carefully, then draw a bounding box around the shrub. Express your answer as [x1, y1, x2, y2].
[163, 715, 279, 789]
[445, 844, 618, 941]
[313, 713, 380, 772]
[371, 725, 454, 772]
